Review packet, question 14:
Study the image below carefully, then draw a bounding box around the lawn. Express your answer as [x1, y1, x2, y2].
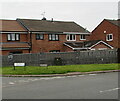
[1, 63, 120, 75]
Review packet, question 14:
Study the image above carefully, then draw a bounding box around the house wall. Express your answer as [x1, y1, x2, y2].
[31, 34, 89, 53]
[90, 19, 119, 48]
[63, 45, 73, 52]
[91, 43, 111, 50]
[1, 49, 29, 55]
[1, 33, 29, 55]
[1, 33, 28, 42]
[0, 34, 2, 43]
[1, 32, 90, 55]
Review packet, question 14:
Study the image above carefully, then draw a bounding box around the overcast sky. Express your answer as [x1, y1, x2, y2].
[0, 0, 119, 32]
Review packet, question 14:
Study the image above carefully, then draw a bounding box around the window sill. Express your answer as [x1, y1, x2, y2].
[36, 39, 44, 40]
[49, 40, 60, 41]
[106, 40, 113, 42]
[67, 40, 76, 41]
[7, 40, 20, 42]
[80, 39, 86, 40]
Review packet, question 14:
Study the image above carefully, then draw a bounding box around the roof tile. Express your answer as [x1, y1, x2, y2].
[17, 19, 89, 33]
[0, 20, 27, 32]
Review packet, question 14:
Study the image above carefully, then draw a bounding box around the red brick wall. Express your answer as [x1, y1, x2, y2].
[0, 34, 2, 43]
[1, 33, 28, 42]
[20, 34, 28, 42]
[1, 49, 29, 55]
[31, 34, 89, 53]
[1, 34, 7, 42]
[2, 50, 12, 55]
[1, 32, 90, 55]
[90, 19, 119, 48]
[63, 45, 73, 52]
[1, 33, 29, 55]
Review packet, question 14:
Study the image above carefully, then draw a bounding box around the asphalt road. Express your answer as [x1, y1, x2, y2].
[2, 72, 119, 99]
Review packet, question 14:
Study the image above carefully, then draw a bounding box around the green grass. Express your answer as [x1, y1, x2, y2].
[1, 64, 120, 75]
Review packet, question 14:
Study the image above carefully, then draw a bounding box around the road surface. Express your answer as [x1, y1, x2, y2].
[2, 72, 119, 99]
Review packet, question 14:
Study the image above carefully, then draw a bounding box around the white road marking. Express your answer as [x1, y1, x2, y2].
[66, 76, 77, 78]
[41, 78, 54, 80]
[18, 80, 28, 83]
[89, 74, 97, 76]
[52, 77, 65, 79]
[71, 76, 77, 77]
[9, 82, 15, 85]
[33, 78, 39, 81]
[3, 75, 86, 87]
[40, 78, 54, 80]
[100, 88, 120, 93]
[78, 75, 85, 77]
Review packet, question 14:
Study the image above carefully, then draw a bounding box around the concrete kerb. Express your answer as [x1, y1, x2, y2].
[2, 70, 120, 77]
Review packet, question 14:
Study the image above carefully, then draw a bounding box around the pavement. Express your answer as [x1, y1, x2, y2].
[2, 69, 120, 77]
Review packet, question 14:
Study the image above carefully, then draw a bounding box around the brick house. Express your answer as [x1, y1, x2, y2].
[90, 19, 120, 49]
[0, 18, 114, 55]
[0, 20, 30, 55]
[17, 18, 113, 52]
[17, 18, 91, 53]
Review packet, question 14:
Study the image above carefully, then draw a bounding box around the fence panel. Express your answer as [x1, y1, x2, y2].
[1, 49, 118, 67]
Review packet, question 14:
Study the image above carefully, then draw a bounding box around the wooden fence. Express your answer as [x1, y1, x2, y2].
[1, 49, 118, 67]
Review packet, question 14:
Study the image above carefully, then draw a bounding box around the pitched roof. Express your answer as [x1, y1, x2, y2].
[106, 19, 120, 27]
[17, 19, 89, 33]
[64, 40, 113, 50]
[0, 20, 27, 32]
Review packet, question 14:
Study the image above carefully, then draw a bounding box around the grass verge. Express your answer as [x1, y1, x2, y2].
[1, 64, 120, 75]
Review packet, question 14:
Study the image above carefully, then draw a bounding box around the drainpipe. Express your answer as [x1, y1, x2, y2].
[29, 31, 32, 53]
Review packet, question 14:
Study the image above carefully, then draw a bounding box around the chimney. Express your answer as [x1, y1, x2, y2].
[51, 18, 53, 22]
[42, 17, 46, 20]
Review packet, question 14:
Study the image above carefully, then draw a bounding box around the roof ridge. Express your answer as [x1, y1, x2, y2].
[0, 19, 16, 21]
[105, 19, 117, 21]
[17, 18, 74, 23]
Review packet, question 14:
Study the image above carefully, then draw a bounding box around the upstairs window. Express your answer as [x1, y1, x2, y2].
[7, 34, 20, 41]
[36, 34, 44, 40]
[80, 35, 86, 40]
[106, 34, 113, 41]
[49, 34, 59, 41]
[66, 34, 76, 41]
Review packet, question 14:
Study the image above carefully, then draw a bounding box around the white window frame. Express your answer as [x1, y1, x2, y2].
[7, 33, 20, 41]
[49, 34, 59, 41]
[66, 34, 76, 41]
[11, 34, 15, 41]
[80, 35, 86, 40]
[7, 34, 11, 41]
[15, 34, 20, 41]
[106, 34, 113, 41]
